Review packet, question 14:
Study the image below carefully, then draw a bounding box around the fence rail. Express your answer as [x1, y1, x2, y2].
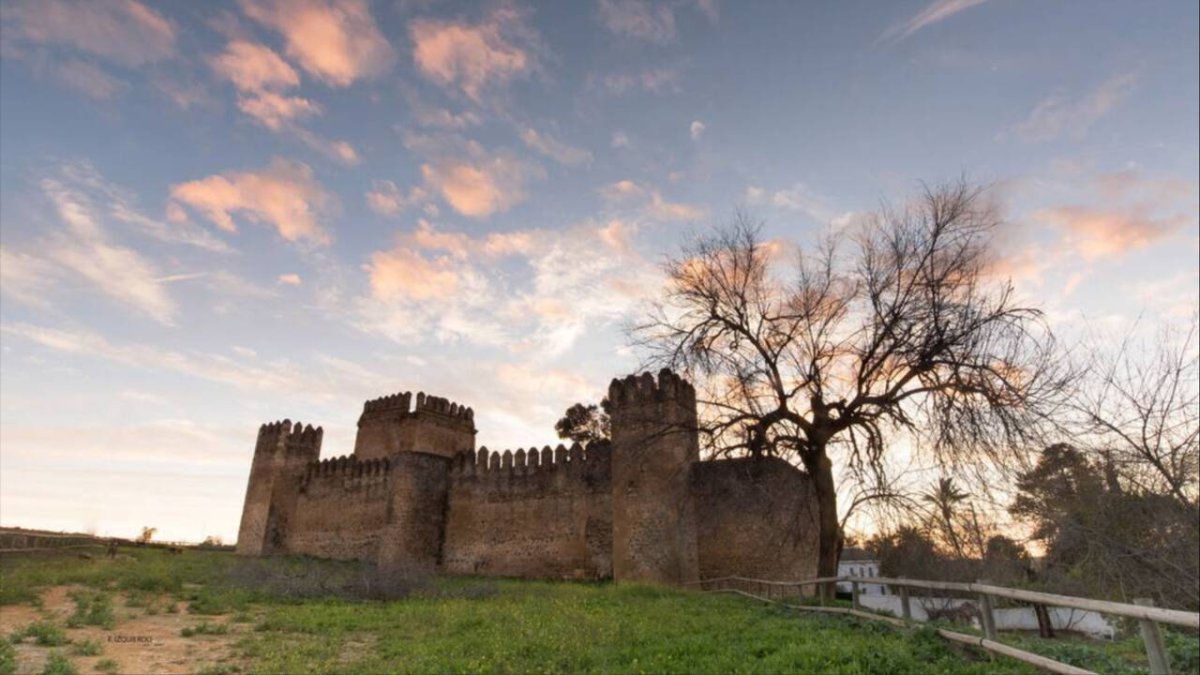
[691, 575, 1198, 675]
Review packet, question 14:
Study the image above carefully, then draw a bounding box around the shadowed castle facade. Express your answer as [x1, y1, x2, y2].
[236, 369, 819, 584]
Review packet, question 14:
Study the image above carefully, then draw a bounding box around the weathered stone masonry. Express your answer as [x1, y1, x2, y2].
[236, 369, 820, 584]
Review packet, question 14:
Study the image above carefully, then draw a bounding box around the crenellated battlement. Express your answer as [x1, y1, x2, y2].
[359, 391, 474, 422]
[451, 441, 611, 478]
[607, 368, 695, 408]
[304, 454, 392, 482]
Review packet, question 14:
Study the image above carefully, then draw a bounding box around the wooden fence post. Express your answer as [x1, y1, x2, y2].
[852, 580, 861, 611]
[1134, 598, 1171, 675]
[899, 582, 912, 622]
[978, 592, 998, 641]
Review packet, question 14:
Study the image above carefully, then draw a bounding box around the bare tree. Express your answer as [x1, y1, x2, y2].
[1072, 316, 1199, 508]
[635, 181, 1066, 589]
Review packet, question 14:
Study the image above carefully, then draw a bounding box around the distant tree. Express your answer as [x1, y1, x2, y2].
[136, 527, 157, 545]
[1012, 443, 1199, 609]
[554, 400, 611, 443]
[868, 526, 943, 580]
[200, 536, 224, 548]
[922, 477, 970, 559]
[634, 181, 1066, 590]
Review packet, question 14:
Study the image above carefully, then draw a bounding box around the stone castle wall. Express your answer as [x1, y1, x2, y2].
[236, 371, 820, 585]
[442, 443, 613, 579]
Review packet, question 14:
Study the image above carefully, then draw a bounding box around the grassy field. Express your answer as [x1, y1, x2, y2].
[1, 546, 1196, 674]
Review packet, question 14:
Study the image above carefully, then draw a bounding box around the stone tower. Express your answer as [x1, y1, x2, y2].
[608, 369, 700, 584]
[235, 420, 322, 555]
[354, 392, 476, 461]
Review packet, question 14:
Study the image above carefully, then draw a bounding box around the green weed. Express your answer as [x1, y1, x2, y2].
[0, 639, 15, 675]
[93, 658, 118, 674]
[71, 639, 102, 657]
[40, 651, 77, 675]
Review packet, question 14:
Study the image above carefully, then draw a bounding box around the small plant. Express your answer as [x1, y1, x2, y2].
[231, 611, 253, 624]
[72, 639, 103, 657]
[181, 621, 229, 638]
[67, 590, 115, 630]
[0, 639, 16, 675]
[93, 659, 119, 674]
[196, 664, 239, 675]
[165, 603, 179, 614]
[41, 651, 78, 675]
[22, 621, 71, 647]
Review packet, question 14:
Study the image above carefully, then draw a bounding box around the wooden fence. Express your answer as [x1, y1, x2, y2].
[693, 575, 1199, 675]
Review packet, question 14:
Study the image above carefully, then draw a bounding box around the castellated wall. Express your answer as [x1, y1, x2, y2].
[692, 456, 819, 584]
[354, 391, 475, 461]
[442, 442, 613, 579]
[286, 455, 393, 561]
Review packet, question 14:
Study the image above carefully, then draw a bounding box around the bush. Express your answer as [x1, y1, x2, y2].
[71, 639, 102, 657]
[67, 590, 115, 630]
[93, 659, 118, 674]
[20, 621, 70, 647]
[40, 651, 78, 675]
[181, 621, 229, 638]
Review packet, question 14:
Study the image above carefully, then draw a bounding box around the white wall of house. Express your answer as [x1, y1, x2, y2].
[837, 559, 888, 595]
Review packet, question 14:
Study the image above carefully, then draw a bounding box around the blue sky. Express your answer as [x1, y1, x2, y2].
[1, 0, 1197, 542]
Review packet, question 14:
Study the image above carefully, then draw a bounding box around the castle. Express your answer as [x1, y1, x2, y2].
[236, 369, 819, 584]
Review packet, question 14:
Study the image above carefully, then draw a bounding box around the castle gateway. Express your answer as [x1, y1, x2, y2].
[236, 369, 819, 584]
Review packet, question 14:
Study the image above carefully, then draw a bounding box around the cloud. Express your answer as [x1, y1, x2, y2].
[0, 247, 61, 309]
[238, 0, 392, 87]
[599, 67, 680, 95]
[600, 180, 705, 222]
[745, 183, 843, 224]
[689, 120, 706, 140]
[52, 59, 128, 100]
[210, 40, 299, 93]
[596, 0, 677, 44]
[611, 131, 631, 148]
[1, 0, 176, 66]
[366, 180, 433, 217]
[356, 219, 659, 355]
[35, 175, 178, 324]
[278, 273, 302, 286]
[1011, 73, 1138, 143]
[406, 134, 543, 219]
[519, 128, 592, 166]
[409, 8, 535, 102]
[1034, 205, 1190, 260]
[210, 39, 358, 165]
[878, 0, 990, 45]
[169, 158, 333, 244]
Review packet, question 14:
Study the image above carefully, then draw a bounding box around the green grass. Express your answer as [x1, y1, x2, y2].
[70, 639, 103, 657]
[3, 548, 1196, 674]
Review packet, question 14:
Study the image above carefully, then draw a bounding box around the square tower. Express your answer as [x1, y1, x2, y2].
[354, 391, 476, 461]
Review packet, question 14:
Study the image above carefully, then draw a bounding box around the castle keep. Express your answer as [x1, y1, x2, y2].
[236, 370, 819, 584]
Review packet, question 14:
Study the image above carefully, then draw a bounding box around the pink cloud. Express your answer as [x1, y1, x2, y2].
[210, 40, 299, 93]
[409, 11, 533, 101]
[367, 246, 461, 302]
[169, 158, 333, 244]
[404, 135, 543, 219]
[238, 0, 392, 87]
[52, 59, 128, 100]
[1036, 205, 1190, 260]
[600, 67, 681, 95]
[237, 91, 321, 130]
[365, 180, 431, 217]
[2, 0, 176, 66]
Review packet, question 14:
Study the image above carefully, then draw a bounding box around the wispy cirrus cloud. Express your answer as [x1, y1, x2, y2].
[600, 180, 706, 222]
[520, 128, 592, 167]
[1, 0, 176, 66]
[597, 0, 677, 44]
[1010, 73, 1138, 143]
[169, 158, 334, 245]
[878, 0, 990, 45]
[1034, 205, 1191, 261]
[237, 0, 392, 87]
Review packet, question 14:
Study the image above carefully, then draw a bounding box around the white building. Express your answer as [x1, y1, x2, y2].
[837, 548, 888, 595]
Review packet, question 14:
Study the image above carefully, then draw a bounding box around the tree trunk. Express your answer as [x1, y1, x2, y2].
[808, 448, 842, 600]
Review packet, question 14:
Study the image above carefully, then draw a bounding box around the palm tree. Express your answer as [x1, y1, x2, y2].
[923, 477, 970, 558]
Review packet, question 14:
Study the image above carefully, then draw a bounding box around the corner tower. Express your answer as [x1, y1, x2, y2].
[235, 420, 322, 555]
[608, 369, 700, 585]
[354, 392, 476, 461]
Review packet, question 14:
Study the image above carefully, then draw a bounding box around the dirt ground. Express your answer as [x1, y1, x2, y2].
[0, 585, 253, 675]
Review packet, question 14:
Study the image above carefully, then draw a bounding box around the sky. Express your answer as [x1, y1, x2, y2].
[0, 0, 1197, 543]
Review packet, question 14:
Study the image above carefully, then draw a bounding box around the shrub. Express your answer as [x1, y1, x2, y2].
[181, 622, 229, 638]
[40, 651, 78, 675]
[0, 639, 15, 675]
[67, 590, 115, 630]
[93, 659, 118, 674]
[71, 639, 102, 656]
[21, 621, 70, 647]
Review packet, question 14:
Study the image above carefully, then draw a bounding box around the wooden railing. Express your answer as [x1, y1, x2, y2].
[692, 575, 1199, 675]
